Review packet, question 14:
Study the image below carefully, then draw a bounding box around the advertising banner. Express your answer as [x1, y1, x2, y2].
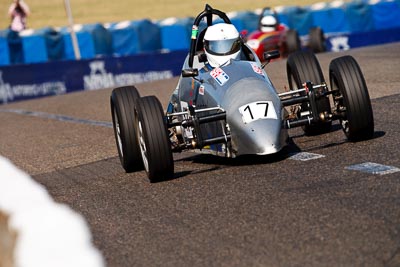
[0, 50, 187, 104]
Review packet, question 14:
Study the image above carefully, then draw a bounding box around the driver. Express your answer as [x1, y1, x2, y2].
[203, 23, 242, 68]
[167, 23, 242, 113]
[260, 15, 278, 32]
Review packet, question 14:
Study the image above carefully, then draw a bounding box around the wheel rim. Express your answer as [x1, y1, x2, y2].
[113, 106, 124, 158]
[331, 78, 349, 135]
[289, 73, 309, 116]
[341, 119, 349, 134]
[138, 120, 149, 172]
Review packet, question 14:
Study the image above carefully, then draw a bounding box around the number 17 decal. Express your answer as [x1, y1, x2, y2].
[239, 101, 278, 124]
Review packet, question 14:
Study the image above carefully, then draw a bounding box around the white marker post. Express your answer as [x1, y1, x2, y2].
[64, 0, 81, 60]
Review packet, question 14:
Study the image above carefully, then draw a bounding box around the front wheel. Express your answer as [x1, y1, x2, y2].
[136, 96, 174, 182]
[287, 51, 332, 135]
[329, 56, 374, 141]
[309, 27, 326, 53]
[286, 29, 301, 54]
[110, 86, 142, 172]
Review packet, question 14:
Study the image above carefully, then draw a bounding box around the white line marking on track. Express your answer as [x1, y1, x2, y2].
[0, 109, 113, 128]
[288, 152, 325, 161]
[345, 162, 400, 175]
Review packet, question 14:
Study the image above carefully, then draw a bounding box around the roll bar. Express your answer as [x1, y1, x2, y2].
[188, 4, 232, 68]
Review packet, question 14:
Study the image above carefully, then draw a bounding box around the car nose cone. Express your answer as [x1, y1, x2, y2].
[221, 77, 288, 156]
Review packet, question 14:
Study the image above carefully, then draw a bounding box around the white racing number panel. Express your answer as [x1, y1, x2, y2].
[239, 101, 278, 124]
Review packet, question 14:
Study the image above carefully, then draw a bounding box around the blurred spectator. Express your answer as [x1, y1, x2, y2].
[8, 0, 30, 32]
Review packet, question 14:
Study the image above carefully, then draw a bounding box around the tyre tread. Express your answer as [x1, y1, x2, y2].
[329, 56, 374, 141]
[110, 86, 142, 172]
[136, 96, 174, 182]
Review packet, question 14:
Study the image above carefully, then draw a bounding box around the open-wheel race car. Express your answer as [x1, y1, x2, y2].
[245, 7, 326, 59]
[110, 5, 374, 182]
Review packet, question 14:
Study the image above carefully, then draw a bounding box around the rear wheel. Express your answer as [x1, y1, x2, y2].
[136, 96, 174, 182]
[329, 56, 374, 141]
[309, 27, 326, 53]
[286, 29, 301, 54]
[286, 50, 332, 135]
[110, 86, 142, 172]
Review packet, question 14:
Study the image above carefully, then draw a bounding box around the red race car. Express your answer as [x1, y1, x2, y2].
[245, 7, 325, 59]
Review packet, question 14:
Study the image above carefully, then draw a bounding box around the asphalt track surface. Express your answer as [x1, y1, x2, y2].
[1, 43, 400, 267]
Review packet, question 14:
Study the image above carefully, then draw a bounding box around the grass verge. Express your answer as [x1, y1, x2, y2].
[1, 0, 326, 30]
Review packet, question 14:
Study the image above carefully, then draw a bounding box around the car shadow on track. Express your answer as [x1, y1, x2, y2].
[175, 139, 301, 168]
[288, 121, 385, 153]
[162, 128, 385, 182]
[170, 166, 223, 180]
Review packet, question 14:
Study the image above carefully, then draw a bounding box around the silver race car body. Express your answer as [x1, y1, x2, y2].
[170, 53, 288, 157]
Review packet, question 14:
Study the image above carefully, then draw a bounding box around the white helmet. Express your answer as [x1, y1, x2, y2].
[203, 23, 241, 68]
[260, 15, 278, 32]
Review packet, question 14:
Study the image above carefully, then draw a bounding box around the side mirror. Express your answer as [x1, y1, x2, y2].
[182, 68, 199, 77]
[261, 50, 281, 69]
[263, 50, 280, 61]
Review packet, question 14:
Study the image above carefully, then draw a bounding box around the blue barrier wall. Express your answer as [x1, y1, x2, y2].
[236, 11, 259, 33]
[0, 33, 10, 66]
[38, 27, 65, 61]
[81, 24, 113, 56]
[287, 6, 315, 36]
[370, 0, 400, 30]
[1, 30, 24, 64]
[0, 50, 187, 104]
[157, 17, 193, 51]
[345, 1, 375, 32]
[60, 29, 95, 60]
[310, 6, 350, 33]
[20, 31, 48, 63]
[108, 19, 161, 56]
[214, 11, 259, 33]
[276, 6, 298, 28]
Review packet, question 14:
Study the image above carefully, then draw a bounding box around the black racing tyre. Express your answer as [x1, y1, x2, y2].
[110, 86, 142, 172]
[286, 29, 301, 54]
[136, 96, 174, 182]
[329, 56, 374, 141]
[309, 27, 326, 53]
[286, 50, 332, 135]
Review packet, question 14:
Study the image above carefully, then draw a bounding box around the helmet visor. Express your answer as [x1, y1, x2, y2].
[204, 38, 241, 56]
